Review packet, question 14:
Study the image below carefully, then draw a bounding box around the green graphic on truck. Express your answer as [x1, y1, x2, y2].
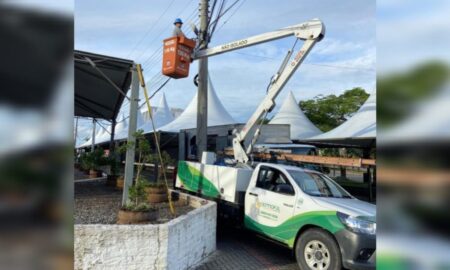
[177, 161, 220, 198]
[244, 211, 344, 247]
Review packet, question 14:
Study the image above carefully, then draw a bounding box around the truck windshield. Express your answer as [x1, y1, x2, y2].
[287, 170, 352, 198]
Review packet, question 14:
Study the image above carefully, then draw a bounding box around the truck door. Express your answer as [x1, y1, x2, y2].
[245, 165, 296, 243]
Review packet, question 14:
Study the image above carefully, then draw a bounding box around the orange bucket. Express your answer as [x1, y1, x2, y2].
[162, 36, 196, 78]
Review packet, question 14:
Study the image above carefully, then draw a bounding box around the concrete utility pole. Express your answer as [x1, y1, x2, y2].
[91, 118, 96, 152]
[122, 66, 140, 206]
[196, 0, 209, 161]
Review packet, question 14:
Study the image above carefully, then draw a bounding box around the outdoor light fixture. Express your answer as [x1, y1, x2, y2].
[337, 212, 376, 235]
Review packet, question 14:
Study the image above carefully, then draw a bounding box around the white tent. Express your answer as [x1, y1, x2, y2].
[78, 121, 102, 148]
[113, 110, 145, 140]
[306, 91, 376, 147]
[94, 124, 111, 145]
[138, 93, 174, 133]
[380, 84, 450, 143]
[158, 77, 236, 132]
[269, 91, 322, 140]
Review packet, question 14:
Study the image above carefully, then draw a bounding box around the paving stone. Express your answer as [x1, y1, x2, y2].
[195, 226, 299, 270]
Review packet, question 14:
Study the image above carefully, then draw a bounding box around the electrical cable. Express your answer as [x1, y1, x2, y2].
[126, 0, 177, 59]
[214, 0, 246, 34]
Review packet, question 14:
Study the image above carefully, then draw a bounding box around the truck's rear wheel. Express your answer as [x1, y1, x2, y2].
[295, 228, 341, 270]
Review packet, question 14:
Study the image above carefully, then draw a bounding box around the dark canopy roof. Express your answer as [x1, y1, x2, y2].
[0, 6, 72, 108]
[74, 50, 133, 121]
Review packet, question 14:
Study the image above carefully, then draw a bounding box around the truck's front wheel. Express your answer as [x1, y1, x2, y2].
[295, 228, 341, 270]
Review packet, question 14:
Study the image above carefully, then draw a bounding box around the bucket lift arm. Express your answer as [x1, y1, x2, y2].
[192, 19, 325, 164]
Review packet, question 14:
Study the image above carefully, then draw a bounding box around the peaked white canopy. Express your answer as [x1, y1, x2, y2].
[306, 91, 376, 147]
[114, 111, 147, 141]
[138, 93, 174, 133]
[380, 84, 450, 143]
[269, 91, 322, 140]
[158, 77, 236, 132]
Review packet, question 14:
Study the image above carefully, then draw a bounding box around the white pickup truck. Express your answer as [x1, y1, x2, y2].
[176, 19, 375, 270]
[175, 160, 375, 270]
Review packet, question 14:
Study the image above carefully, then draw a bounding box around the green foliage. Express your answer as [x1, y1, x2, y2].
[150, 151, 174, 185]
[120, 130, 173, 207]
[127, 176, 148, 208]
[103, 154, 121, 176]
[377, 61, 449, 127]
[79, 153, 90, 171]
[300, 88, 370, 132]
[79, 148, 107, 170]
[123, 201, 151, 212]
[146, 181, 166, 188]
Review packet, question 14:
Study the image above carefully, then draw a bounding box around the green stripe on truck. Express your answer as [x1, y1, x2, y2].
[177, 161, 220, 198]
[244, 211, 344, 248]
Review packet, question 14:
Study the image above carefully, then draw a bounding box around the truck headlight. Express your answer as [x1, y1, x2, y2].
[337, 212, 376, 235]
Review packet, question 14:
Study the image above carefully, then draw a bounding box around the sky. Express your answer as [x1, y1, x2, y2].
[377, 0, 450, 74]
[75, 0, 376, 124]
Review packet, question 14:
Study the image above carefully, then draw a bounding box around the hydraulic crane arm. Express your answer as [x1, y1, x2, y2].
[192, 19, 324, 60]
[192, 19, 325, 164]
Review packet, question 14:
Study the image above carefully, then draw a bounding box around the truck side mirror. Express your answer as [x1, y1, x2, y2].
[275, 184, 295, 195]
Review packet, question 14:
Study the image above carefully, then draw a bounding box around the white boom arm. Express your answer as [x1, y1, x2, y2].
[193, 19, 325, 164]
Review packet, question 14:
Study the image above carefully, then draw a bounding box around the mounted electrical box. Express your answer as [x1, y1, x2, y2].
[162, 36, 196, 78]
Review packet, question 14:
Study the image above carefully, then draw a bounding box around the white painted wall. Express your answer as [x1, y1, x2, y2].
[75, 193, 216, 270]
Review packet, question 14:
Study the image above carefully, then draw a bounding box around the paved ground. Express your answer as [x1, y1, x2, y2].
[195, 225, 299, 270]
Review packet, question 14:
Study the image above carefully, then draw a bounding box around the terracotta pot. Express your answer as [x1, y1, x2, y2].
[147, 193, 168, 203]
[117, 209, 158, 224]
[89, 169, 98, 178]
[145, 186, 167, 203]
[146, 186, 166, 194]
[116, 176, 124, 190]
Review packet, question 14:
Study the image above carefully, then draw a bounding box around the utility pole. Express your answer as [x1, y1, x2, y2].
[196, 0, 209, 161]
[122, 66, 140, 206]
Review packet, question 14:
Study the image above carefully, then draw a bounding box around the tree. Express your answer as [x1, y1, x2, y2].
[377, 61, 449, 128]
[300, 87, 369, 132]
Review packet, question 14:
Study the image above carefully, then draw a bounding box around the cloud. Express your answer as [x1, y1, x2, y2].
[377, 0, 450, 73]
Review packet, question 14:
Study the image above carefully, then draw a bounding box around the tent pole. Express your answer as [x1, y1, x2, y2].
[74, 117, 78, 145]
[91, 118, 96, 152]
[122, 66, 140, 206]
[109, 118, 116, 154]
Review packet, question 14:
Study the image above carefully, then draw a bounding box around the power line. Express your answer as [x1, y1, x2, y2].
[141, 15, 199, 70]
[209, 0, 243, 38]
[215, 0, 247, 33]
[126, 0, 177, 59]
[134, 0, 197, 63]
[115, 78, 172, 124]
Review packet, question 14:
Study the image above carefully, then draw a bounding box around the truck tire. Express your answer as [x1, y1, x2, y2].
[295, 228, 342, 270]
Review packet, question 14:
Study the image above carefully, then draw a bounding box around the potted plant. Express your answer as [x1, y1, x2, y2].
[117, 178, 158, 224]
[145, 151, 174, 203]
[79, 153, 90, 174]
[85, 148, 106, 178]
[116, 175, 124, 190]
[105, 155, 120, 186]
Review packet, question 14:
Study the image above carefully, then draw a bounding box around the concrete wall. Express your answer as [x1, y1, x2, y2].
[75, 192, 216, 270]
